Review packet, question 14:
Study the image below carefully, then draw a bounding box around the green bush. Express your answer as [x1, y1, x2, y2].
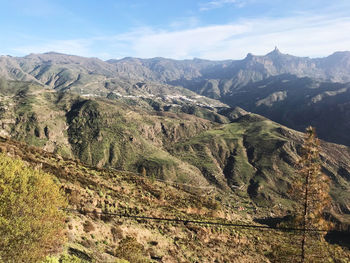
[114, 236, 149, 263]
[0, 153, 67, 263]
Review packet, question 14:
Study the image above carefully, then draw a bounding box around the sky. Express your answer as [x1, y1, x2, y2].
[1, 0, 350, 60]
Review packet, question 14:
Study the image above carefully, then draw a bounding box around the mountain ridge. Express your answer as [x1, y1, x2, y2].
[3, 49, 350, 86]
[2, 49, 350, 147]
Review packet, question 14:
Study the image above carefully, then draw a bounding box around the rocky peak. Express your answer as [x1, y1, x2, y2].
[265, 46, 284, 58]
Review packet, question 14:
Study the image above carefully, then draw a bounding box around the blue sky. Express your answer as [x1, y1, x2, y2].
[1, 0, 350, 60]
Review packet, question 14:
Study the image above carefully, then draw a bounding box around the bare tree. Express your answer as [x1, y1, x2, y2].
[290, 127, 332, 262]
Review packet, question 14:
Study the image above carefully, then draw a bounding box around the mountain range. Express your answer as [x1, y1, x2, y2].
[2, 48, 350, 145]
[1, 49, 350, 261]
[3, 48, 350, 90]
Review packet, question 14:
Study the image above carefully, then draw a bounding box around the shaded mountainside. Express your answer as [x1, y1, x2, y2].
[0, 80, 350, 231]
[220, 74, 350, 146]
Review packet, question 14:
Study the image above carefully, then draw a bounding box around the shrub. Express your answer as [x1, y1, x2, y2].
[114, 236, 149, 263]
[111, 226, 124, 242]
[83, 220, 95, 233]
[0, 153, 67, 263]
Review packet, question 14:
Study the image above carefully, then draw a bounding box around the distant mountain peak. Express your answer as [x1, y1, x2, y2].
[266, 46, 283, 57]
[244, 52, 254, 60]
[244, 47, 283, 61]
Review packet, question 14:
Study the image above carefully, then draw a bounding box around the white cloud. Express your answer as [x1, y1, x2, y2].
[10, 12, 350, 60]
[199, 0, 248, 11]
[107, 14, 350, 60]
[122, 24, 251, 59]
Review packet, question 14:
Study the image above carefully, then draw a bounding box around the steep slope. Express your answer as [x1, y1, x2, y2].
[0, 55, 38, 82]
[1, 51, 350, 261]
[6, 51, 350, 148]
[170, 114, 350, 221]
[107, 49, 350, 88]
[0, 80, 224, 187]
[1, 125, 350, 262]
[220, 74, 350, 146]
[315, 51, 350, 82]
[0, 137, 272, 262]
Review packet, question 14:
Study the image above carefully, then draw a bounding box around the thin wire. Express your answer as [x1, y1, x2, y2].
[64, 208, 339, 233]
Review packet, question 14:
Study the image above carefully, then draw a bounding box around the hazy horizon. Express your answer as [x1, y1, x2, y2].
[1, 1, 350, 60]
[1, 47, 350, 62]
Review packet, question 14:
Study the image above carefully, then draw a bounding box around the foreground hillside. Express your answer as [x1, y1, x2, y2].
[0, 136, 281, 262]
[1, 137, 350, 262]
